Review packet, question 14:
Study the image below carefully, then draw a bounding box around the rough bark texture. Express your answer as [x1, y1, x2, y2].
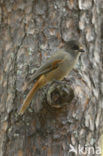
[0, 0, 103, 156]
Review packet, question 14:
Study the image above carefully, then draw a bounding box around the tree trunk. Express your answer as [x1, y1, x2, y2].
[0, 0, 103, 156]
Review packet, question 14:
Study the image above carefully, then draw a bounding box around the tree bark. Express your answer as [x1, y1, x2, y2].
[0, 0, 103, 156]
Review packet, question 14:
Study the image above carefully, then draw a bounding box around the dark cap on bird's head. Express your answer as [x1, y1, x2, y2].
[64, 40, 85, 53]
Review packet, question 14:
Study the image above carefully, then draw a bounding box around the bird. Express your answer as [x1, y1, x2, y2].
[18, 40, 85, 115]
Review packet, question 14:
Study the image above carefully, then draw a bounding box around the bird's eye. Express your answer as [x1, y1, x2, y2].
[72, 45, 79, 50]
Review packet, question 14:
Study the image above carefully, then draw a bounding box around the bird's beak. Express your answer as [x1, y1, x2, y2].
[79, 48, 85, 52]
[79, 46, 85, 52]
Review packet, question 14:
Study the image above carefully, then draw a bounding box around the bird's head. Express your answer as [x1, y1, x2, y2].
[64, 40, 85, 53]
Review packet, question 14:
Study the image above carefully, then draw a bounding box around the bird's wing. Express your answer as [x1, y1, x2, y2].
[32, 52, 65, 77]
[22, 51, 66, 91]
[33, 60, 61, 79]
[30, 58, 63, 81]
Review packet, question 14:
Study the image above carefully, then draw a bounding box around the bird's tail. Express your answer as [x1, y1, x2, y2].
[18, 75, 47, 115]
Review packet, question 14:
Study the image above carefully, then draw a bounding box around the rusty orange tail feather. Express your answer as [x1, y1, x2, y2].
[18, 75, 47, 115]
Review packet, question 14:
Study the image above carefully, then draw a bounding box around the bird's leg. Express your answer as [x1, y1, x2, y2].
[51, 79, 62, 85]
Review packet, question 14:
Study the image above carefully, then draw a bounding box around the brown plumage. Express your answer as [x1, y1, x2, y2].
[18, 40, 85, 115]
